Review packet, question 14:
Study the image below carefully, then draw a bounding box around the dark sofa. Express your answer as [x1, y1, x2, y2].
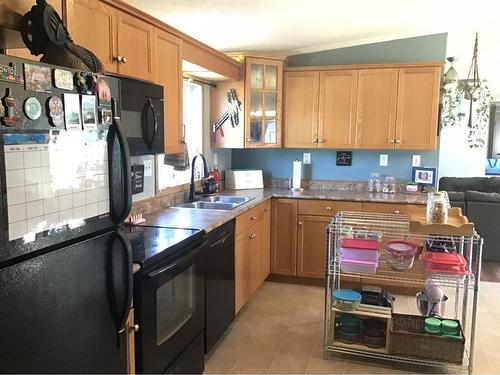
[439, 177, 500, 262]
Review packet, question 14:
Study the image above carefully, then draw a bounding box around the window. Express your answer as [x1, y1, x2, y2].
[157, 80, 203, 188]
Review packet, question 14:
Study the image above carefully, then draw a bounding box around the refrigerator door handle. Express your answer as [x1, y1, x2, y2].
[109, 98, 132, 224]
[116, 230, 133, 334]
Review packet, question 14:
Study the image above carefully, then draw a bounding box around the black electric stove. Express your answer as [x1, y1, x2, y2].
[123, 225, 205, 270]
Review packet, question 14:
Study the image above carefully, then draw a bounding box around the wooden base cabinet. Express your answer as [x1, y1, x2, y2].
[270, 199, 297, 275]
[234, 200, 271, 313]
[297, 215, 332, 278]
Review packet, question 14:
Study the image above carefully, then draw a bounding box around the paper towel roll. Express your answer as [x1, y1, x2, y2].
[292, 160, 302, 189]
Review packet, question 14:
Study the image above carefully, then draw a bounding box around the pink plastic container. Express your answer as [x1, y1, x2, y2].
[340, 239, 380, 262]
[340, 258, 379, 274]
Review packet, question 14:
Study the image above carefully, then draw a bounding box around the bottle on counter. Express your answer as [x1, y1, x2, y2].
[213, 165, 221, 193]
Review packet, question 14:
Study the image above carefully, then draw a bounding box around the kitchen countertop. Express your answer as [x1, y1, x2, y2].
[140, 188, 427, 233]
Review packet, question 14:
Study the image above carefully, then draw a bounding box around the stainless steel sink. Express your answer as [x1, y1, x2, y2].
[175, 196, 254, 210]
[200, 196, 254, 204]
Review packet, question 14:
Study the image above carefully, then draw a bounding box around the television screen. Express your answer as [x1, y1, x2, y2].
[485, 159, 500, 175]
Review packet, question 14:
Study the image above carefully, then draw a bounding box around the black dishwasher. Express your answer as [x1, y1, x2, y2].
[204, 220, 235, 353]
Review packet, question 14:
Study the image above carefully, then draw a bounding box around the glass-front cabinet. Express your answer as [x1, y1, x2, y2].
[245, 57, 283, 148]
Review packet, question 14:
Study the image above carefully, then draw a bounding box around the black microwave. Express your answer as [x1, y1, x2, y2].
[115, 76, 164, 156]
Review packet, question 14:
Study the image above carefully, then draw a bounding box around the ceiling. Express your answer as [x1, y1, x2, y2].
[123, 0, 500, 98]
[122, 0, 497, 55]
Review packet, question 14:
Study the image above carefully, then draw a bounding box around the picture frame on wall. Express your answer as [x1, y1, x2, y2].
[412, 166, 437, 186]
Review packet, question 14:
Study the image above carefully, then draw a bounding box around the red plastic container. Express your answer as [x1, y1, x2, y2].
[424, 253, 468, 275]
[340, 239, 380, 262]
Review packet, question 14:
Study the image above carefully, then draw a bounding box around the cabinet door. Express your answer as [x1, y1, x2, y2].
[362, 202, 410, 215]
[260, 204, 271, 285]
[283, 71, 319, 148]
[356, 69, 398, 149]
[271, 199, 298, 275]
[126, 308, 136, 375]
[248, 219, 264, 295]
[395, 66, 441, 150]
[66, 0, 117, 73]
[154, 28, 183, 155]
[245, 57, 283, 148]
[297, 215, 331, 279]
[116, 10, 154, 81]
[318, 70, 358, 148]
[235, 229, 249, 314]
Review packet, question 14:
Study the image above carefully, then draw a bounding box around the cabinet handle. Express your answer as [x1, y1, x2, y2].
[250, 234, 256, 240]
[318, 139, 326, 143]
[130, 324, 139, 333]
[265, 208, 270, 212]
[298, 221, 303, 225]
[246, 138, 251, 142]
[394, 210, 400, 214]
[388, 139, 394, 144]
[115, 55, 127, 63]
[395, 139, 401, 144]
[312, 138, 318, 143]
[250, 216, 256, 221]
[325, 206, 332, 211]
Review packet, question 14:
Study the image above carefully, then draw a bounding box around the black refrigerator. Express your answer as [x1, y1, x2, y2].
[0, 54, 133, 372]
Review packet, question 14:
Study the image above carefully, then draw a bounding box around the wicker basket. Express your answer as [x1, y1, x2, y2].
[389, 314, 465, 364]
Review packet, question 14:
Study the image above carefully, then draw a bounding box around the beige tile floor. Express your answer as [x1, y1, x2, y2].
[204, 281, 500, 374]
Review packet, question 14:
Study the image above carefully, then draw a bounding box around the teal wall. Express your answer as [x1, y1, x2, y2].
[231, 33, 447, 181]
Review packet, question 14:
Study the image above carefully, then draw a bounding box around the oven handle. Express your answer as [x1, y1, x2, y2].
[146, 240, 207, 279]
[209, 233, 232, 248]
[116, 230, 133, 334]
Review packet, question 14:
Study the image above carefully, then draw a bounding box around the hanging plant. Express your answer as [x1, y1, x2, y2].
[439, 33, 493, 148]
[440, 80, 492, 148]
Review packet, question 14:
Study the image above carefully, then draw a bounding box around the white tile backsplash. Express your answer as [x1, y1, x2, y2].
[40, 150, 50, 166]
[27, 216, 45, 232]
[41, 167, 52, 183]
[86, 189, 99, 204]
[44, 212, 60, 226]
[73, 205, 86, 219]
[4, 152, 24, 170]
[98, 187, 109, 202]
[59, 208, 74, 222]
[9, 221, 27, 241]
[24, 151, 41, 168]
[7, 186, 26, 205]
[24, 167, 42, 185]
[58, 194, 73, 211]
[43, 197, 59, 214]
[8, 203, 26, 223]
[42, 182, 57, 199]
[73, 191, 86, 207]
[98, 200, 110, 215]
[86, 203, 98, 218]
[26, 200, 44, 219]
[6, 169, 25, 188]
[25, 184, 43, 202]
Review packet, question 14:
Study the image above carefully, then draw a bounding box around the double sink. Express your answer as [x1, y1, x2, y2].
[176, 196, 254, 210]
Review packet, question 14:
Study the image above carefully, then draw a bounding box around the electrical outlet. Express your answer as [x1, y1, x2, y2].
[303, 153, 311, 165]
[412, 154, 421, 167]
[143, 159, 153, 177]
[379, 154, 388, 167]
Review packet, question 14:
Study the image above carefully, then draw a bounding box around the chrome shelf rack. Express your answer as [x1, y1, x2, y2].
[324, 211, 483, 374]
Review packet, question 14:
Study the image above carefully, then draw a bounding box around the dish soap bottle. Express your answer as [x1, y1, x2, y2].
[213, 165, 221, 192]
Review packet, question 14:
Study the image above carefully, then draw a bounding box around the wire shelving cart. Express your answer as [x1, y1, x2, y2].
[324, 211, 483, 374]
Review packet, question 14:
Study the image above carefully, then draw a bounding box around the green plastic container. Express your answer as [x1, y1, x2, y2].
[441, 320, 458, 335]
[424, 317, 441, 334]
[336, 314, 361, 333]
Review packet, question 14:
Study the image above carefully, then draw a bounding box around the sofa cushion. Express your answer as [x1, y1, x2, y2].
[465, 190, 500, 203]
[439, 177, 490, 193]
[446, 191, 466, 202]
[487, 177, 500, 193]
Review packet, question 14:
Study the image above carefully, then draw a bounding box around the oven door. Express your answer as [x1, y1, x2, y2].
[135, 244, 205, 374]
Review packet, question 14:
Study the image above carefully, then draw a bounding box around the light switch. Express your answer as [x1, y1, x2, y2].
[143, 160, 153, 177]
[412, 155, 421, 167]
[379, 154, 388, 167]
[303, 153, 311, 165]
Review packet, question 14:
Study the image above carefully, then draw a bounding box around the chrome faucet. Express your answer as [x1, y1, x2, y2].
[189, 154, 209, 202]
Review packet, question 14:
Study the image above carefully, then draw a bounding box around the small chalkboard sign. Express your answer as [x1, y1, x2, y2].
[131, 164, 145, 195]
[336, 151, 352, 166]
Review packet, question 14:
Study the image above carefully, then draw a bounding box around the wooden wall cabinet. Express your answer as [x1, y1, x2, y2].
[154, 28, 183, 155]
[283, 63, 441, 151]
[67, 0, 154, 81]
[211, 54, 284, 149]
[283, 71, 319, 148]
[234, 200, 271, 313]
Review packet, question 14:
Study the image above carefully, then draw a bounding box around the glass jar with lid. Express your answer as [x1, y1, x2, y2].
[382, 176, 396, 194]
[426, 191, 448, 224]
[368, 173, 382, 193]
